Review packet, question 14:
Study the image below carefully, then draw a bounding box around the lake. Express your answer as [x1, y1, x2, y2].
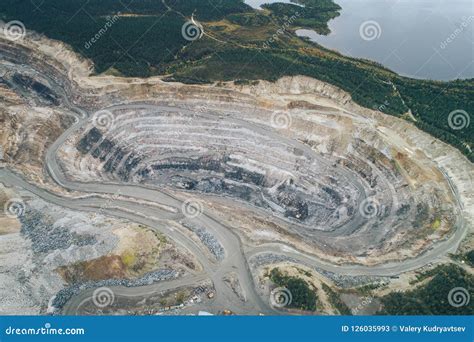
[246, 0, 474, 81]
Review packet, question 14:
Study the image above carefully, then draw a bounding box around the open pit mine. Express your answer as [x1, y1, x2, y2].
[0, 31, 473, 316]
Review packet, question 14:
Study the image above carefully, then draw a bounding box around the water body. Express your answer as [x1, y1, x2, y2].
[296, 0, 473, 81]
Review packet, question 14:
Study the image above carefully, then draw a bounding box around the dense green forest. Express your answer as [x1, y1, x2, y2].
[0, 0, 472, 161]
[465, 250, 474, 266]
[453, 250, 474, 267]
[378, 265, 474, 315]
[270, 268, 317, 311]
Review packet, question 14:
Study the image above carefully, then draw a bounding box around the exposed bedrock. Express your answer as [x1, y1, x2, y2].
[74, 109, 362, 231]
[66, 103, 455, 259]
[1, 35, 464, 263]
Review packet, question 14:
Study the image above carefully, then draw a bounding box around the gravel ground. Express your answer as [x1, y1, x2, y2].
[250, 253, 388, 288]
[20, 208, 96, 255]
[182, 221, 224, 261]
[53, 269, 180, 310]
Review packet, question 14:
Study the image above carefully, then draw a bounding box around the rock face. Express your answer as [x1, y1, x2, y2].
[0, 37, 75, 180]
[1, 33, 472, 268]
[64, 99, 460, 262]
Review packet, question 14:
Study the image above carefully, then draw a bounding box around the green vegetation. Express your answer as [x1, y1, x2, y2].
[465, 250, 474, 267]
[452, 250, 474, 267]
[354, 282, 384, 295]
[270, 268, 317, 311]
[322, 283, 352, 315]
[379, 265, 474, 315]
[1, 0, 472, 161]
[262, 0, 341, 34]
[409, 269, 436, 285]
[464, 250, 474, 266]
[0, 0, 251, 77]
[394, 78, 474, 161]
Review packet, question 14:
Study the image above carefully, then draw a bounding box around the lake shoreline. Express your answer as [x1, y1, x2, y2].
[293, 0, 472, 81]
